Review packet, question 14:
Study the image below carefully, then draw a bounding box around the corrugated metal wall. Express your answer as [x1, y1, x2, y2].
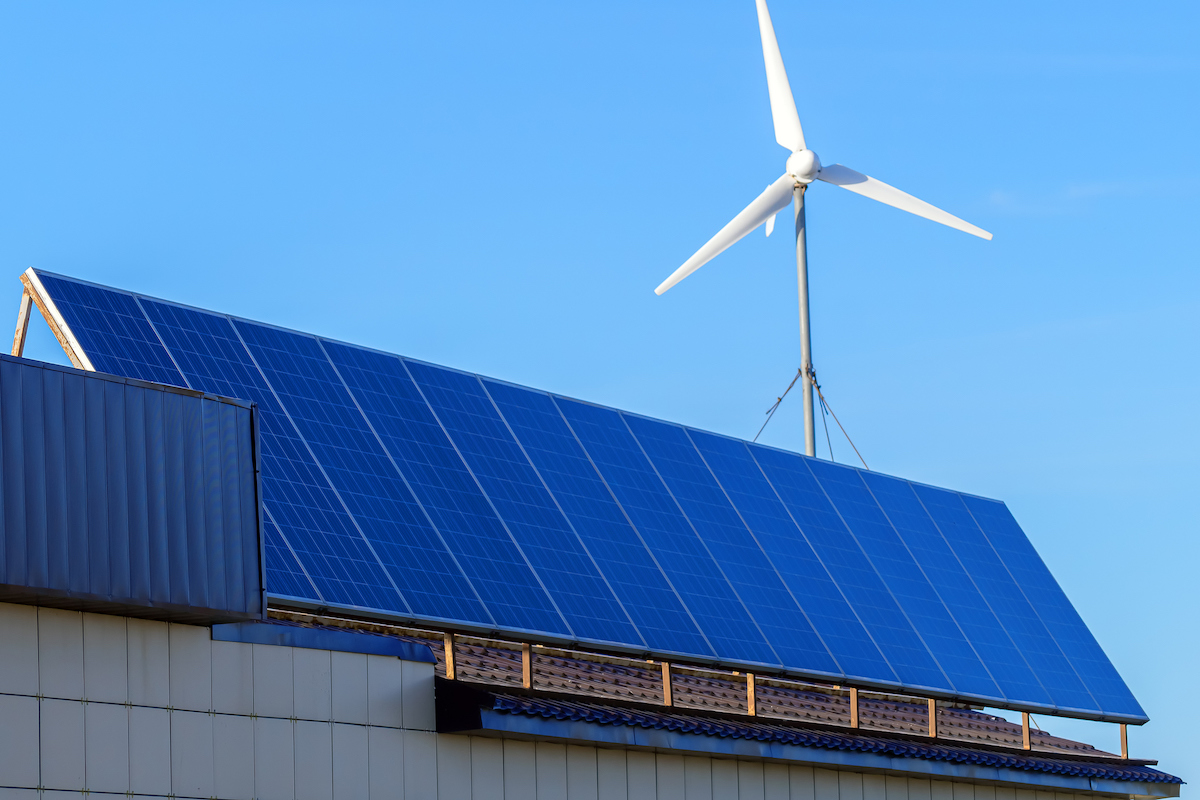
[0, 355, 262, 622]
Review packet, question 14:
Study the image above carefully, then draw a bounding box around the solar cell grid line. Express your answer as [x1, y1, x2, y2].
[36, 274, 187, 389]
[140, 299, 407, 613]
[911, 484, 1099, 714]
[688, 429, 888, 684]
[748, 443, 948, 691]
[403, 360, 640, 645]
[960, 495, 1144, 719]
[315, 338, 568, 635]
[482, 378, 714, 657]
[805, 459, 1002, 700]
[623, 414, 840, 674]
[555, 397, 780, 666]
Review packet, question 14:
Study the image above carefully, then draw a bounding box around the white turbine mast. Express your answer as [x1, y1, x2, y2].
[655, 0, 991, 458]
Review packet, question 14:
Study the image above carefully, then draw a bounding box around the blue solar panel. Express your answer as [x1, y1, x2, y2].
[751, 445, 946, 690]
[483, 380, 707, 655]
[30, 270, 1146, 722]
[404, 361, 633, 642]
[806, 460, 1002, 701]
[911, 484, 1097, 713]
[624, 416, 839, 675]
[555, 399, 778, 665]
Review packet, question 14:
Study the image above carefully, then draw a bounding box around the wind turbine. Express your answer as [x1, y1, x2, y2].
[655, 0, 992, 458]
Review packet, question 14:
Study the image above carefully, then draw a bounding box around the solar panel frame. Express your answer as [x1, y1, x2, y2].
[25, 269, 1147, 723]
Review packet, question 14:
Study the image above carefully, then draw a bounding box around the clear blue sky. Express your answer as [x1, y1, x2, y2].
[3, 0, 1195, 782]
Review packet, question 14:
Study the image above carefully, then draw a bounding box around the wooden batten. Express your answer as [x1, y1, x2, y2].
[443, 632, 456, 680]
[746, 673, 756, 717]
[661, 661, 673, 707]
[11, 290, 32, 357]
[849, 687, 860, 729]
[927, 698, 938, 738]
[1120, 723, 1128, 759]
[521, 643, 532, 689]
[1022, 712, 1032, 750]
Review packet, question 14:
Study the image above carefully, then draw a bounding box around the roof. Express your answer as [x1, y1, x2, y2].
[23, 268, 1145, 724]
[274, 611, 1183, 792]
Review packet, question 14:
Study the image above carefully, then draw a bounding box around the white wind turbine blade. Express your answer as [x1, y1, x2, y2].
[816, 164, 992, 240]
[755, 0, 805, 152]
[656, 174, 795, 295]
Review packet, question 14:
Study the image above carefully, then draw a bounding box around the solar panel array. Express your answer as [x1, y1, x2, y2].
[30, 270, 1144, 723]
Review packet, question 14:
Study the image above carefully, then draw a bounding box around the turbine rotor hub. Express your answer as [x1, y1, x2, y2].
[786, 149, 821, 184]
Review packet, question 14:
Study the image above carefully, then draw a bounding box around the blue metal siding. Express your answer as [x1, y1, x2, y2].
[0, 354, 262, 622]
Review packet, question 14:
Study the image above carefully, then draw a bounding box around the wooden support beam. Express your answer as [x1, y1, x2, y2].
[661, 661, 673, 707]
[927, 698, 937, 738]
[443, 633, 456, 680]
[849, 687, 859, 729]
[746, 673, 756, 717]
[521, 643, 532, 689]
[1120, 723, 1128, 759]
[12, 289, 32, 357]
[19, 270, 92, 371]
[1021, 712, 1032, 750]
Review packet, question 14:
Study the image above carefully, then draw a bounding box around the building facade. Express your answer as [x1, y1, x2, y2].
[0, 279, 1183, 799]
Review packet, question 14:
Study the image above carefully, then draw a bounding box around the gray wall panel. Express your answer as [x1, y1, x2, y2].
[0, 355, 262, 622]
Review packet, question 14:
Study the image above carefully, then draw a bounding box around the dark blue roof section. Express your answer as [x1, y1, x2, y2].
[28, 269, 1146, 723]
[485, 694, 1180, 786]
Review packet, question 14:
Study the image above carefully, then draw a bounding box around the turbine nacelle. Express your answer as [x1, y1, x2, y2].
[786, 149, 821, 184]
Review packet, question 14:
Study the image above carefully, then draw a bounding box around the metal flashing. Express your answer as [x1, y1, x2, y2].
[212, 619, 436, 662]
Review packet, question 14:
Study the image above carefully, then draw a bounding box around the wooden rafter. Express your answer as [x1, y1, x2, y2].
[18, 268, 93, 371]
